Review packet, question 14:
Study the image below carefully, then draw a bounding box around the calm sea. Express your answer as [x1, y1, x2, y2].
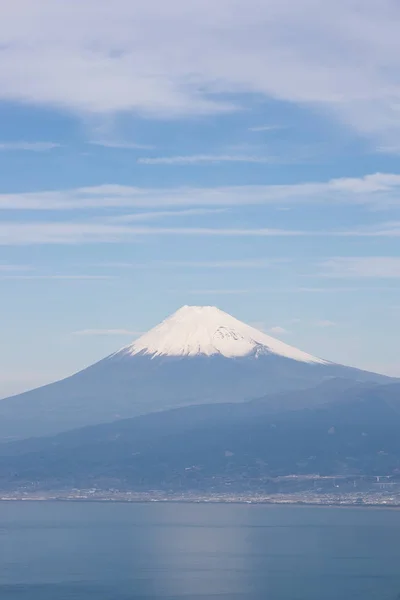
[1, 501, 400, 599]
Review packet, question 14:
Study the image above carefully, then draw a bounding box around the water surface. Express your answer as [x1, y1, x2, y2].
[1, 501, 400, 599]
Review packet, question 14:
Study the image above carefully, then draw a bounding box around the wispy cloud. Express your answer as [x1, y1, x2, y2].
[0, 274, 114, 280]
[296, 286, 400, 292]
[71, 329, 142, 336]
[109, 208, 226, 223]
[90, 141, 153, 150]
[171, 286, 400, 297]
[0, 142, 60, 151]
[377, 145, 400, 155]
[269, 326, 289, 335]
[321, 257, 400, 278]
[0, 264, 32, 272]
[248, 125, 282, 132]
[0, 223, 312, 245]
[3, 173, 400, 211]
[101, 258, 285, 269]
[4, 221, 400, 245]
[185, 289, 251, 295]
[137, 154, 277, 165]
[1, 1, 400, 142]
[314, 319, 336, 328]
[274, 318, 336, 328]
[340, 222, 400, 237]
[156, 258, 286, 268]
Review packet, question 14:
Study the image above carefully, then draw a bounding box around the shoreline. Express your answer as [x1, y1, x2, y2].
[1, 496, 400, 509]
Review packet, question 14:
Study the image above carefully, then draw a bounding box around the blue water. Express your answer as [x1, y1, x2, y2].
[1, 502, 400, 599]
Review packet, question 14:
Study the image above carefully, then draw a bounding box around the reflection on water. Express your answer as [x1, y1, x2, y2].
[1, 502, 400, 599]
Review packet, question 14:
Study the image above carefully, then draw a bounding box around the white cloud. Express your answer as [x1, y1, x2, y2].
[340, 222, 400, 237]
[185, 289, 251, 295]
[0, 222, 312, 245]
[99, 258, 283, 268]
[0, 264, 32, 271]
[159, 258, 285, 268]
[109, 208, 226, 223]
[1, 1, 400, 143]
[314, 320, 336, 328]
[321, 257, 400, 278]
[172, 286, 400, 296]
[0, 142, 60, 151]
[377, 145, 400, 155]
[269, 326, 289, 335]
[249, 125, 282, 132]
[0, 274, 114, 280]
[2, 173, 400, 211]
[137, 154, 277, 165]
[268, 317, 335, 328]
[297, 286, 400, 292]
[71, 329, 142, 336]
[3, 221, 400, 245]
[90, 140, 153, 150]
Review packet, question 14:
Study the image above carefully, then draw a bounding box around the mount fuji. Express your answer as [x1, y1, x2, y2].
[0, 305, 391, 440]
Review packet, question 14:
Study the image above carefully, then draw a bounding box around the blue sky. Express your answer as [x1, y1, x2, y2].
[2, 0, 400, 397]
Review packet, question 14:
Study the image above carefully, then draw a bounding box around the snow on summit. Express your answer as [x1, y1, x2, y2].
[122, 305, 326, 363]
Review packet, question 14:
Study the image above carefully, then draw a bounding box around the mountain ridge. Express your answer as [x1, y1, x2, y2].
[2, 379, 400, 493]
[0, 305, 392, 440]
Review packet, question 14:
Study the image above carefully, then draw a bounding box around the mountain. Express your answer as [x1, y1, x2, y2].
[2, 380, 400, 492]
[123, 305, 324, 361]
[0, 305, 391, 440]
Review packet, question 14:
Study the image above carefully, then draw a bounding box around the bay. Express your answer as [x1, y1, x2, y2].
[1, 501, 400, 600]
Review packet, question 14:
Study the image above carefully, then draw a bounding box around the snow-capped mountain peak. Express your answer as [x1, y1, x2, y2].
[120, 305, 327, 363]
[1, 304, 390, 440]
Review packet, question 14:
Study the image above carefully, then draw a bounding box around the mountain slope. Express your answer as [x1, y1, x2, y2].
[2, 381, 400, 492]
[0, 306, 391, 440]
[121, 305, 326, 362]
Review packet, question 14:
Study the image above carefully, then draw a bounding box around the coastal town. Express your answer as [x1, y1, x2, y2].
[3, 486, 400, 507]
